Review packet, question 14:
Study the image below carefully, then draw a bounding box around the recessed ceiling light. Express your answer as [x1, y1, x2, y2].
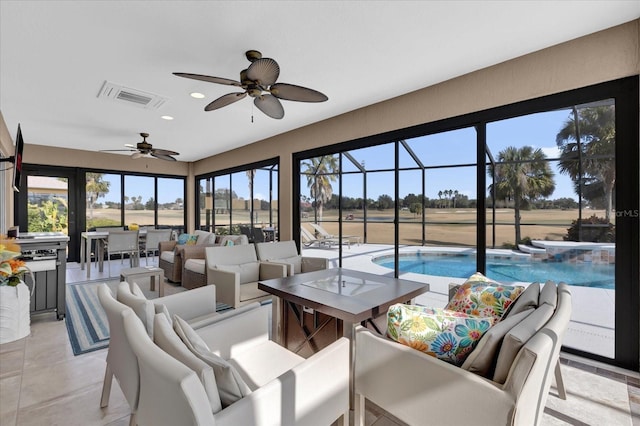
[161, 115, 174, 120]
[190, 92, 205, 99]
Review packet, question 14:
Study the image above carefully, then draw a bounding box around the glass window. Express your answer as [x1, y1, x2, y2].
[157, 177, 184, 232]
[86, 172, 121, 229]
[124, 175, 154, 228]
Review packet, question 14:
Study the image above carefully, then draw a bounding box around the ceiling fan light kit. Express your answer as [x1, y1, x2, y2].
[174, 50, 328, 119]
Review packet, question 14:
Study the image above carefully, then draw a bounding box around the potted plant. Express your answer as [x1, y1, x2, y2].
[0, 238, 32, 344]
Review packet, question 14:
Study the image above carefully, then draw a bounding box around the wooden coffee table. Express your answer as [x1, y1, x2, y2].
[258, 267, 429, 424]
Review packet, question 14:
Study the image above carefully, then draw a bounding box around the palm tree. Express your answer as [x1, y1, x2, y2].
[302, 155, 338, 222]
[489, 146, 555, 245]
[86, 173, 110, 219]
[556, 105, 615, 221]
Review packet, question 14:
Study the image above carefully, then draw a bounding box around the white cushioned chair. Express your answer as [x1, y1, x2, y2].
[97, 284, 139, 426]
[205, 244, 287, 308]
[354, 282, 572, 426]
[182, 234, 250, 290]
[122, 300, 350, 425]
[116, 281, 260, 332]
[255, 240, 328, 276]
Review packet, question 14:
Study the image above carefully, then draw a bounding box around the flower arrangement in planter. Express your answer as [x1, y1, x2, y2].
[0, 238, 31, 344]
[0, 238, 27, 286]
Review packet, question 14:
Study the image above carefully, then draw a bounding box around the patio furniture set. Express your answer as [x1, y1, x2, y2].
[98, 234, 571, 425]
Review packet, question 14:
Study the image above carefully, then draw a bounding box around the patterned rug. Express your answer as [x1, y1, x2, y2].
[65, 279, 232, 356]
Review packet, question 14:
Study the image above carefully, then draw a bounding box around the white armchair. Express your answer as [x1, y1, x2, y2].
[255, 240, 328, 276]
[354, 283, 572, 426]
[205, 244, 287, 308]
[122, 299, 350, 426]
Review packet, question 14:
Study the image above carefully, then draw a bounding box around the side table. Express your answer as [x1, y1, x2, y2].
[120, 266, 165, 297]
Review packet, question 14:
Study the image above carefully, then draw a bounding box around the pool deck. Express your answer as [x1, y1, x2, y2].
[302, 243, 615, 359]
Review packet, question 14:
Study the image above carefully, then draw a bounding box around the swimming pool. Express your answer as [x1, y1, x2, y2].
[374, 253, 615, 289]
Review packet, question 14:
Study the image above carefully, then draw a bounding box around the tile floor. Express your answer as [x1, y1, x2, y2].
[0, 259, 639, 425]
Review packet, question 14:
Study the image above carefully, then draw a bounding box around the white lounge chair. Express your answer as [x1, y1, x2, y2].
[309, 223, 359, 246]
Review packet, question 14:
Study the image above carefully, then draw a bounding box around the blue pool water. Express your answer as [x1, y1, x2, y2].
[374, 254, 615, 289]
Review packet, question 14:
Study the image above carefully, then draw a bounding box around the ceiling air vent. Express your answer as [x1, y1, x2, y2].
[97, 81, 168, 110]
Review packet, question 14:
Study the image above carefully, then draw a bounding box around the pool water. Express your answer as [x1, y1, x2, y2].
[374, 254, 615, 289]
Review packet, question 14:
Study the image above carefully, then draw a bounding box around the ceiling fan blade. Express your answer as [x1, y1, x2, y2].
[152, 148, 180, 156]
[246, 58, 280, 86]
[173, 73, 241, 86]
[124, 143, 137, 148]
[254, 94, 284, 119]
[269, 83, 328, 102]
[99, 149, 136, 152]
[151, 152, 177, 161]
[205, 92, 247, 111]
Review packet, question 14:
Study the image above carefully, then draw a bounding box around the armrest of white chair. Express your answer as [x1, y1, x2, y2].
[195, 303, 271, 359]
[154, 284, 217, 322]
[213, 337, 350, 426]
[355, 326, 516, 426]
[301, 256, 329, 272]
[208, 268, 240, 307]
[259, 261, 287, 279]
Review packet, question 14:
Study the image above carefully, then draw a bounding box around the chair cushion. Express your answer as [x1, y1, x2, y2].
[461, 308, 533, 377]
[153, 314, 223, 413]
[184, 258, 206, 274]
[173, 315, 252, 407]
[215, 262, 260, 284]
[177, 233, 198, 246]
[386, 304, 495, 366]
[116, 281, 155, 337]
[280, 255, 302, 274]
[160, 250, 176, 263]
[194, 230, 215, 246]
[504, 282, 540, 318]
[444, 272, 524, 321]
[239, 282, 270, 302]
[539, 280, 558, 308]
[492, 303, 555, 384]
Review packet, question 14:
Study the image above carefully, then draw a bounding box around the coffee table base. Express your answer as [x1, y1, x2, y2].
[120, 266, 164, 296]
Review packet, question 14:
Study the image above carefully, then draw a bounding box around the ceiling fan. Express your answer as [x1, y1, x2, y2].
[100, 133, 179, 161]
[174, 50, 328, 119]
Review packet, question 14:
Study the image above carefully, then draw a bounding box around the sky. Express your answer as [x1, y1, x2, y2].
[98, 105, 580, 204]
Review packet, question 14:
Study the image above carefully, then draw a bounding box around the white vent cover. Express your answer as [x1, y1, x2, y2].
[97, 81, 168, 110]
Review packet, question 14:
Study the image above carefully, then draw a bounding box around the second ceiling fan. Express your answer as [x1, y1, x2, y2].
[174, 50, 328, 119]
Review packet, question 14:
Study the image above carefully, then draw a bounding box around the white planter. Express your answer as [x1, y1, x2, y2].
[0, 282, 31, 344]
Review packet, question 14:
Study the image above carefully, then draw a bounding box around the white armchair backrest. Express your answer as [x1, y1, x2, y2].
[97, 284, 140, 411]
[206, 244, 257, 266]
[122, 310, 215, 426]
[255, 240, 298, 261]
[107, 230, 139, 252]
[194, 230, 216, 246]
[218, 234, 249, 247]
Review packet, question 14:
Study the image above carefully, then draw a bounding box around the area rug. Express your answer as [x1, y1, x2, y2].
[65, 279, 232, 356]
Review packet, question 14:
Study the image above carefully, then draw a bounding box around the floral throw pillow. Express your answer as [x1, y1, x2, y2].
[387, 304, 494, 366]
[176, 233, 198, 246]
[445, 272, 524, 321]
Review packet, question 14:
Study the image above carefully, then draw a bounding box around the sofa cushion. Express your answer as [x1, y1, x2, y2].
[184, 258, 206, 274]
[445, 272, 524, 321]
[173, 315, 252, 407]
[386, 304, 494, 366]
[461, 309, 533, 377]
[218, 234, 249, 247]
[153, 314, 223, 413]
[116, 281, 155, 337]
[215, 261, 260, 284]
[492, 303, 555, 384]
[505, 282, 540, 317]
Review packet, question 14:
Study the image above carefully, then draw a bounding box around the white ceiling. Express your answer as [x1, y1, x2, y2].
[1, 1, 638, 162]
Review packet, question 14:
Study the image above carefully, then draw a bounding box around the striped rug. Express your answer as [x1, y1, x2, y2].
[65, 280, 232, 356]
